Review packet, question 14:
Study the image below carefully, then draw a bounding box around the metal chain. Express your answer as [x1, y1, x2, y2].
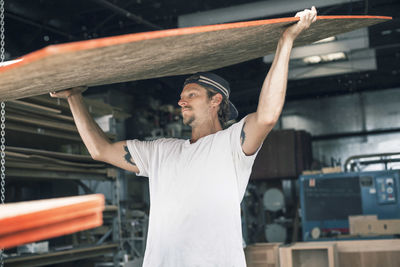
[0, 0, 5, 266]
[0, 101, 4, 205]
[0, 0, 3, 63]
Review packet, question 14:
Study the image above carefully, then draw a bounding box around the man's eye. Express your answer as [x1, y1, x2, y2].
[189, 93, 195, 97]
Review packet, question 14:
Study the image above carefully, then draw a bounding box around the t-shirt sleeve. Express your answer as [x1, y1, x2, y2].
[126, 139, 160, 177]
[228, 116, 262, 198]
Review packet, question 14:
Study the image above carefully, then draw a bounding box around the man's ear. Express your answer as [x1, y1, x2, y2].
[212, 93, 223, 106]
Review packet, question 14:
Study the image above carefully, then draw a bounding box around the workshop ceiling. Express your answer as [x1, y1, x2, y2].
[4, 0, 400, 115]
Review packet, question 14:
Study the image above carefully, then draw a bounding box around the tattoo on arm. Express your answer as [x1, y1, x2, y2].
[240, 122, 246, 146]
[123, 145, 136, 166]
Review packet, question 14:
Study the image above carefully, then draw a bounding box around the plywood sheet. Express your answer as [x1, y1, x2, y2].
[0, 15, 391, 101]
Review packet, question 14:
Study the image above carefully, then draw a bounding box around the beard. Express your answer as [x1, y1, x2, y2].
[183, 114, 195, 126]
[182, 106, 195, 126]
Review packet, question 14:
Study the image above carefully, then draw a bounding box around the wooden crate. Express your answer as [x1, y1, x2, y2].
[279, 243, 337, 267]
[280, 240, 400, 267]
[336, 239, 400, 267]
[245, 243, 281, 267]
[349, 215, 400, 235]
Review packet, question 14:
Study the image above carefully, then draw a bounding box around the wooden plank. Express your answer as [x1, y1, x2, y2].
[6, 113, 78, 132]
[6, 122, 82, 141]
[322, 166, 342, 173]
[6, 121, 115, 141]
[25, 95, 73, 113]
[5, 161, 108, 174]
[6, 106, 74, 122]
[6, 151, 105, 168]
[8, 100, 61, 114]
[6, 169, 111, 181]
[25, 95, 130, 119]
[0, 194, 104, 249]
[0, 16, 391, 101]
[6, 146, 93, 162]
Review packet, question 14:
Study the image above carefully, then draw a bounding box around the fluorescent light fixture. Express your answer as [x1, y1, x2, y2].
[178, 0, 362, 27]
[313, 36, 336, 44]
[303, 55, 322, 64]
[321, 52, 346, 62]
[289, 49, 376, 80]
[264, 28, 369, 63]
[303, 52, 346, 64]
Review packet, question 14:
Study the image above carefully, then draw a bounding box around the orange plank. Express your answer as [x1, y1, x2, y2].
[0, 212, 102, 249]
[0, 194, 104, 249]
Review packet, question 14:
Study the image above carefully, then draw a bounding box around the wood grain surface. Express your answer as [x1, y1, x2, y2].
[0, 194, 104, 249]
[0, 16, 391, 101]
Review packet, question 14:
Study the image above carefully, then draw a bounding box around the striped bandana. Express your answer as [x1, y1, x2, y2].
[184, 72, 238, 121]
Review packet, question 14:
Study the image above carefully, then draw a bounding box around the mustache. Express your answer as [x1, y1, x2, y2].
[181, 106, 192, 111]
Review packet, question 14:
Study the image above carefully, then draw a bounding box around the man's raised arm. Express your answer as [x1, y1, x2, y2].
[240, 6, 317, 156]
[50, 87, 139, 173]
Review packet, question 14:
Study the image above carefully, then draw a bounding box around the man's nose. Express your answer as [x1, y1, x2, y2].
[178, 99, 187, 107]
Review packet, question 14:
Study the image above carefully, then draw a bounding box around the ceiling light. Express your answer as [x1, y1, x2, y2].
[313, 36, 336, 44]
[303, 52, 346, 64]
[321, 52, 346, 62]
[303, 56, 322, 64]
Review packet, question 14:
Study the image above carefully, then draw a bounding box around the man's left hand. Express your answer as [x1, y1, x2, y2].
[283, 6, 317, 41]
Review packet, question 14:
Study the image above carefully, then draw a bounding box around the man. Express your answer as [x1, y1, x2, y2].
[51, 7, 317, 267]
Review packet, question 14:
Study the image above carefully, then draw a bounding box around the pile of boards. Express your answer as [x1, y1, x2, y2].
[5, 146, 115, 181]
[4, 94, 130, 180]
[6, 94, 129, 142]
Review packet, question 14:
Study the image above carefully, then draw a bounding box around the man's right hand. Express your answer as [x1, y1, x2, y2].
[49, 86, 88, 99]
[282, 6, 317, 42]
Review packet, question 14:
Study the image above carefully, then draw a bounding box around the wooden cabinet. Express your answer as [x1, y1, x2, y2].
[250, 130, 312, 180]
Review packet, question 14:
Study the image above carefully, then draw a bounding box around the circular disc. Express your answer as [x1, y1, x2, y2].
[265, 223, 287, 242]
[263, 188, 285, 212]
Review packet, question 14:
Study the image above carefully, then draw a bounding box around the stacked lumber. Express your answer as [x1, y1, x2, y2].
[0, 94, 123, 258]
[3, 94, 127, 180]
[5, 94, 129, 144]
[5, 146, 116, 180]
[6, 99, 81, 142]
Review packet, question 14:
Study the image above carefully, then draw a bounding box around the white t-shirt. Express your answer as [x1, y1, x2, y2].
[127, 117, 259, 267]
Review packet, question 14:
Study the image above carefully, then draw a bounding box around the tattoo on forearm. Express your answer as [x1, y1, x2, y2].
[123, 145, 136, 166]
[240, 122, 246, 146]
